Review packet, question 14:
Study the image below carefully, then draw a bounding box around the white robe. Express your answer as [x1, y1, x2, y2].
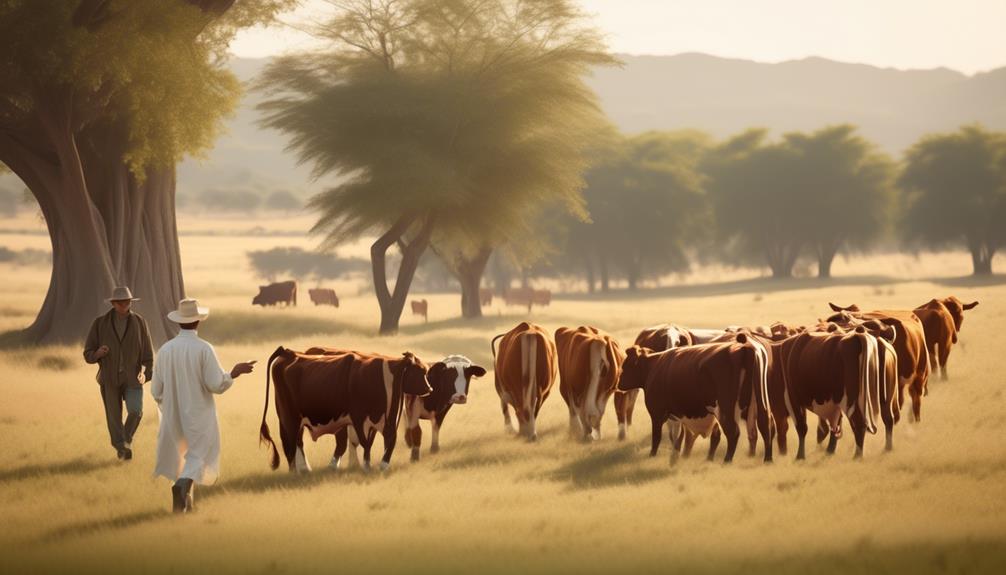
[150, 329, 233, 484]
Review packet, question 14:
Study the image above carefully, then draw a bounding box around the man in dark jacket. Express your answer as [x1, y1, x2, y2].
[83, 286, 154, 461]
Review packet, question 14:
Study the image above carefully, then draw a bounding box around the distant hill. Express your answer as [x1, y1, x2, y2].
[3, 53, 1005, 203]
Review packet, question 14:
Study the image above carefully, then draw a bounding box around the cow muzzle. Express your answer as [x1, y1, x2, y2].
[451, 394, 467, 405]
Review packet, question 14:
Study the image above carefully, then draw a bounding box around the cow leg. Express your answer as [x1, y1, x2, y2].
[331, 428, 348, 470]
[669, 421, 685, 466]
[852, 418, 867, 459]
[721, 419, 741, 464]
[794, 408, 809, 461]
[816, 418, 829, 445]
[910, 386, 922, 423]
[430, 420, 441, 454]
[567, 404, 581, 439]
[501, 400, 516, 434]
[775, 414, 789, 456]
[681, 428, 697, 458]
[650, 417, 664, 457]
[757, 408, 773, 463]
[938, 343, 950, 381]
[706, 426, 722, 461]
[406, 425, 422, 462]
[380, 425, 398, 471]
[614, 392, 628, 441]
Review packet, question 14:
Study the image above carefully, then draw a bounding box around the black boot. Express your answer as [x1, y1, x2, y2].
[171, 478, 194, 514]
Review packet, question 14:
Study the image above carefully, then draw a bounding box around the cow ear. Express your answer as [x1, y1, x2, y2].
[963, 301, 979, 310]
[625, 346, 639, 360]
[883, 326, 896, 342]
[466, 365, 487, 379]
[828, 302, 843, 312]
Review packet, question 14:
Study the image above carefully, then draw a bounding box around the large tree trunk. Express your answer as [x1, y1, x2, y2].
[766, 241, 801, 279]
[455, 246, 492, 319]
[372, 213, 435, 335]
[583, 253, 596, 294]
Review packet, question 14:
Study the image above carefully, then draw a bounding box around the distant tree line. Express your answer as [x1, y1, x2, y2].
[177, 188, 302, 215]
[247, 247, 369, 283]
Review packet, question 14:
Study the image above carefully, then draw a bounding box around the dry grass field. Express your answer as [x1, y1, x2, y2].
[0, 215, 1004, 574]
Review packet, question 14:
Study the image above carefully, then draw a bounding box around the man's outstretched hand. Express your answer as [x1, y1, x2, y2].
[230, 360, 257, 379]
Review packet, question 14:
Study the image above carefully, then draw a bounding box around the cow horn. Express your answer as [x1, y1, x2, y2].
[963, 301, 979, 310]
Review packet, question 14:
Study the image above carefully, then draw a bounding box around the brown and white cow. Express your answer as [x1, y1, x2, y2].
[778, 326, 883, 459]
[828, 303, 931, 422]
[912, 297, 978, 380]
[253, 280, 297, 307]
[555, 326, 625, 441]
[259, 347, 432, 472]
[401, 355, 486, 461]
[491, 322, 558, 441]
[616, 333, 772, 464]
[308, 288, 339, 307]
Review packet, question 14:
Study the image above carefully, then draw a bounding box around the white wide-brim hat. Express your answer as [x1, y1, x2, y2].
[167, 298, 209, 323]
[106, 286, 140, 303]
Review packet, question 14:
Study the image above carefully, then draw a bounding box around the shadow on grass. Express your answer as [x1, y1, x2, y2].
[196, 310, 372, 344]
[556, 274, 904, 302]
[0, 457, 119, 483]
[0, 329, 36, 350]
[537, 442, 668, 491]
[36, 465, 382, 543]
[927, 274, 1006, 288]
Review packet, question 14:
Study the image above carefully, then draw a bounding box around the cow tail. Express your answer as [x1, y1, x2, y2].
[857, 332, 879, 435]
[490, 332, 506, 360]
[260, 346, 285, 470]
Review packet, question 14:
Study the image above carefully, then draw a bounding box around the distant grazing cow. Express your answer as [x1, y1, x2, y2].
[555, 326, 624, 441]
[617, 333, 772, 464]
[411, 299, 428, 322]
[259, 347, 431, 472]
[828, 303, 930, 422]
[253, 280, 297, 307]
[778, 326, 884, 459]
[479, 288, 494, 307]
[912, 297, 978, 380]
[402, 355, 486, 461]
[491, 322, 558, 440]
[502, 288, 551, 312]
[308, 288, 339, 307]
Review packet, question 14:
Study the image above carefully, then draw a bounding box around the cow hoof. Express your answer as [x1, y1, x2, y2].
[329, 457, 342, 470]
[410, 450, 420, 462]
[618, 430, 626, 441]
[362, 462, 372, 473]
[430, 445, 440, 454]
[380, 461, 390, 472]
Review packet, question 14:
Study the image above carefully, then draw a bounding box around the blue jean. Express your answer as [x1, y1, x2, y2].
[100, 384, 144, 450]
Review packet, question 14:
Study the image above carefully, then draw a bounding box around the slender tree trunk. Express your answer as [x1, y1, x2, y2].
[584, 253, 596, 294]
[970, 243, 994, 276]
[372, 213, 435, 335]
[599, 254, 610, 292]
[817, 240, 840, 279]
[455, 246, 493, 319]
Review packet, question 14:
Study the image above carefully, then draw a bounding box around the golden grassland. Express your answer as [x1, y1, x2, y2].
[0, 217, 1004, 574]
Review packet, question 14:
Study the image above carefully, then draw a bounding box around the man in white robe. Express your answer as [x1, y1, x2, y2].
[151, 298, 255, 513]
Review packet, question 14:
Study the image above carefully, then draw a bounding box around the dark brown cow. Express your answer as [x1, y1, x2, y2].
[490, 322, 558, 440]
[778, 327, 883, 459]
[402, 355, 486, 461]
[479, 288, 494, 307]
[253, 280, 297, 307]
[555, 326, 625, 441]
[828, 303, 931, 422]
[616, 334, 772, 464]
[913, 297, 978, 380]
[308, 288, 339, 307]
[411, 299, 428, 322]
[259, 347, 431, 472]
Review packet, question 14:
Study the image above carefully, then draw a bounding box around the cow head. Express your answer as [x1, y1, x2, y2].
[617, 346, 650, 392]
[399, 352, 433, 397]
[427, 356, 486, 406]
[941, 296, 979, 332]
[858, 319, 896, 342]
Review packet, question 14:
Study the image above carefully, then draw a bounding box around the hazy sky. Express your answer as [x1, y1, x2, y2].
[229, 0, 1006, 75]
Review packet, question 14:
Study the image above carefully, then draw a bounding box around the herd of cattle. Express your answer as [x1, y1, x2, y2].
[258, 295, 977, 472]
[252, 281, 552, 317]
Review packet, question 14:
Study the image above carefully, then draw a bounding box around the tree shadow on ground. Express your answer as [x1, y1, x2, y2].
[927, 274, 1006, 288]
[556, 275, 904, 302]
[0, 457, 119, 483]
[535, 442, 669, 491]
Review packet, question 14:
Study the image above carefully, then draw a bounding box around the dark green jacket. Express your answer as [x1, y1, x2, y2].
[83, 309, 154, 388]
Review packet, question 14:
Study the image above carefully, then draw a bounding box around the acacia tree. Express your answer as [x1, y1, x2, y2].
[785, 125, 894, 278]
[0, 0, 293, 344]
[258, 0, 611, 329]
[900, 125, 1006, 275]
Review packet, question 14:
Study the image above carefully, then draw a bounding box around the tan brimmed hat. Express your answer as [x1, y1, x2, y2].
[167, 298, 209, 323]
[107, 286, 140, 303]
